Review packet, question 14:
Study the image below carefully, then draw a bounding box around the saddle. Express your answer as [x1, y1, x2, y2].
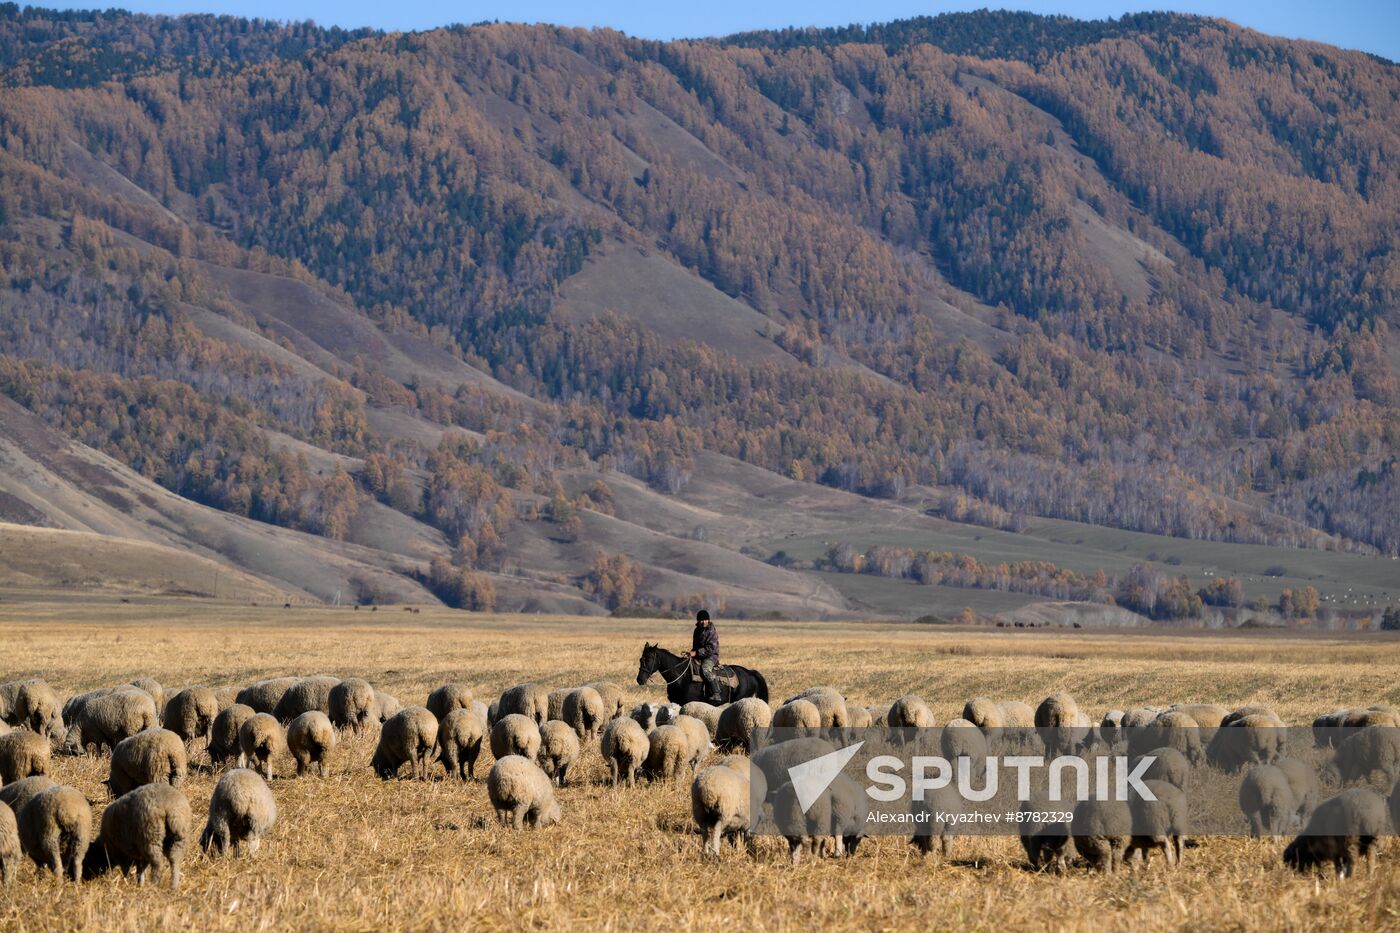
[688, 659, 738, 688]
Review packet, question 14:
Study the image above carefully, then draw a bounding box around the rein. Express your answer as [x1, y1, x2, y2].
[649, 649, 692, 686]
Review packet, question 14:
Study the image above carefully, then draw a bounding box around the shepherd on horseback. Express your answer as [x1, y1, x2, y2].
[691, 609, 722, 704]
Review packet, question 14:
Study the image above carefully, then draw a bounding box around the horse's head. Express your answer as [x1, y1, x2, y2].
[636, 642, 659, 686]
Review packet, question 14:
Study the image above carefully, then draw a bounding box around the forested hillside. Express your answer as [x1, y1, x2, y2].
[0, 6, 1396, 620]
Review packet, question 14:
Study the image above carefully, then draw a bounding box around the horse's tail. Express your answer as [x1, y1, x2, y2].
[752, 670, 769, 703]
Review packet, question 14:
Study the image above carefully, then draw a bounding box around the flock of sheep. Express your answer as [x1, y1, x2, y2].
[0, 674, 1398, 891]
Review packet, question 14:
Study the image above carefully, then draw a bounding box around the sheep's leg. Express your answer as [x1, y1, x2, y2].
[707, 823, 722, 856]
[787, 838, 802, 866]
[512, 805, 527, 831]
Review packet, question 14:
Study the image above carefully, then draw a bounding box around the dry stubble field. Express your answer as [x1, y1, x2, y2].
[2, 595, 1400, 931]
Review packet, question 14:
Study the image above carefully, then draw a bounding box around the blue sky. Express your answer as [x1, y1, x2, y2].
[49, 1, 1400, 60]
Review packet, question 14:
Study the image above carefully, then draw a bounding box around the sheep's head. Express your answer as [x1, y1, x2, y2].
[1282, 836, 1317, 871]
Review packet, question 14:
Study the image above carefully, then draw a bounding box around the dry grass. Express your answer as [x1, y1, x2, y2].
[2, 596, 1400, 931]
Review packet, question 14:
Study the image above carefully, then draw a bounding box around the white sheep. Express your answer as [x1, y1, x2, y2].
[826, 773, 868, 858]
[61, 685, 157, 755]
[0, 729, 49, 785]
[426, 684, 474, 723]
[586, 682, 627, 720]
[630, 702, 658, 731]
[373, 707, 438, 780]
[1036, 692, 1089, 757]
[716, 698, 772, 752]
[772, 698, 822, 733]
[1276, 756, 1322, 826]
[1127, 779, 1188, 866]
[845, 705, 872, 729]
[328, 679, 378, 733]
[200, 768, 277, 857]
[273, 676, 340, 723]
[672, 714, 713, 772]
[1325, 727, 1400, 786]
[645, 724, 689, 782]
[497, 684, 549, 726]
[562, 687, 606, 740]
[888, 694, 936, 730]
[716, 754, 766, 803]
[1071, 798, 1132, 872]
[17, 785, 90, 882]
[374, 690, 403, 724]
[487, 756, 561, 830]
[1206, 714, 1285, 772]
[940, 718, 988, 783]
[0, 776, 56, 815]
[490, 713, 542, 761]
[235, 677, 299, 715]
[785, 687, 848, 730]
[209, 704, 255, 767]
[773, 779, 828, 865]
[1131, 747, 1191, 792]
[752, 737, 836, 801]
[438, 708, 486, 780]
[537, 720, 581, 787]
[680, 701, 722, 738]
[913, 784, 966, 861]
[238, 713, 285, 781]
[108, 728, 187, 798]
[287, 711, 336, 777]
[691, 764, 751, 856]
[654, 703, 683, 727]
[1127, 710, 1204, 766]
[546, 689, 570, 724]
[0, 681, 63, 741]
[600, 717, 648, 787]
[87, 783, 191, 888]
[163, 687, 219, 745]
[0, 800, 17, 885]
[1239, 764, 1295, 838]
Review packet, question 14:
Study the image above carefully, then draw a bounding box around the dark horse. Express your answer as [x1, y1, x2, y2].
[635, 642, 769, 705]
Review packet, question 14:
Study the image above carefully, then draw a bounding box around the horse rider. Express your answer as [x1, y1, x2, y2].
[690, 609, 723, 703]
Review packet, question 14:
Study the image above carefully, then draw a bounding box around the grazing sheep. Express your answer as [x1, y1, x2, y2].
[1170, 703, 1230, 733]
[629, 702, 658, 732]
[163, 688, 219, 745]
[486, 700, 500, 726]
[561, 687, 606, 741]
[716, 698, 772, 752]
[1240, 765, 1296, 838]
[537, 720, 580, 787]
[234, 677, 299, 715]
[845, 705, 872, 729]
[1325, 727, 1400, 786]
[438, 709, 486, 780]
[600, 717, 649, 787]
[470, 700, 490, 723]
[497, 684, 549, 726]
[1343, 708, 1400, 729]
[786, 687, 848, 730]
[490, 713, 542, 762]
[487, 756, 561, 830]
[17, 785, 90, 882]
[209, 704, 255, 768]
[0, 730, 49, 784]
[941, 718, 988, 782]
[546, 689, 570, 724]
[1019, 790, 1072, 872]
[1100, 710, 1126, 746]
[669, 715, 711, 773]
[373, 707, 439, 780]
[866, 705, 890, 727]
[1128, 780, 1188, 866]
[1071, 798, 1133, 873]
[826, 774, 868, 858]
[772, 699, 822, 733]
[238, 713, 284, 781]
[586, 682, 626, 720]
[888, 695, 936, 731]
[128, 679, 166, 717]
[691, 765, 751, 856]
[1036, 692, 1089, 757]
[374, 690, 403, 724]
[1132, 747, 1191, 793]
[87, 783, 191, 888]
[273, 676, 339, 723]
[654, 703, 683, 727]
[3, 681, 64, 741]
[212, 687, 240, 712]
[681, 702, 722, 738]
[1314, 709, 1352, 747]
[1276, 756, 1322, 825]
[912, 784, 965, 860]
[0, 776, 56, 815]
[61, 686, 158, 756]
[1206, 715, 1286, 772]
[328, 679, 377, 733]
[773, 779, 829, 865]
[752, 737, 837, 800]
[1283, 788, 1389, 878]
[61, 688, 108, 728]
[200, 769, 276, 857]
[108, 729, 187, 798]
[0, 800, 15, 885]
[427, 684, 474, 723]
[1222, 706, 1283, 728]
[1120, 707, 1164, 730]
[1128, 710, 1204, 766]
[1390, 778, 1400, 835]
[287, 712, 335, 777]
[716, 754, 767, 803]
[645, 724, 690, 782]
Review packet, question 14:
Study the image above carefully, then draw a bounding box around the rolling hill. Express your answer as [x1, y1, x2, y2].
[0, 7, 1396, 624]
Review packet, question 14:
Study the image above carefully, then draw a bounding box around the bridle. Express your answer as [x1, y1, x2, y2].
[644, 647, 692, 686]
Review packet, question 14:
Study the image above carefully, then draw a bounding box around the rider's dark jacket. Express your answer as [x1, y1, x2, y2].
[692, 622, 719, 662]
